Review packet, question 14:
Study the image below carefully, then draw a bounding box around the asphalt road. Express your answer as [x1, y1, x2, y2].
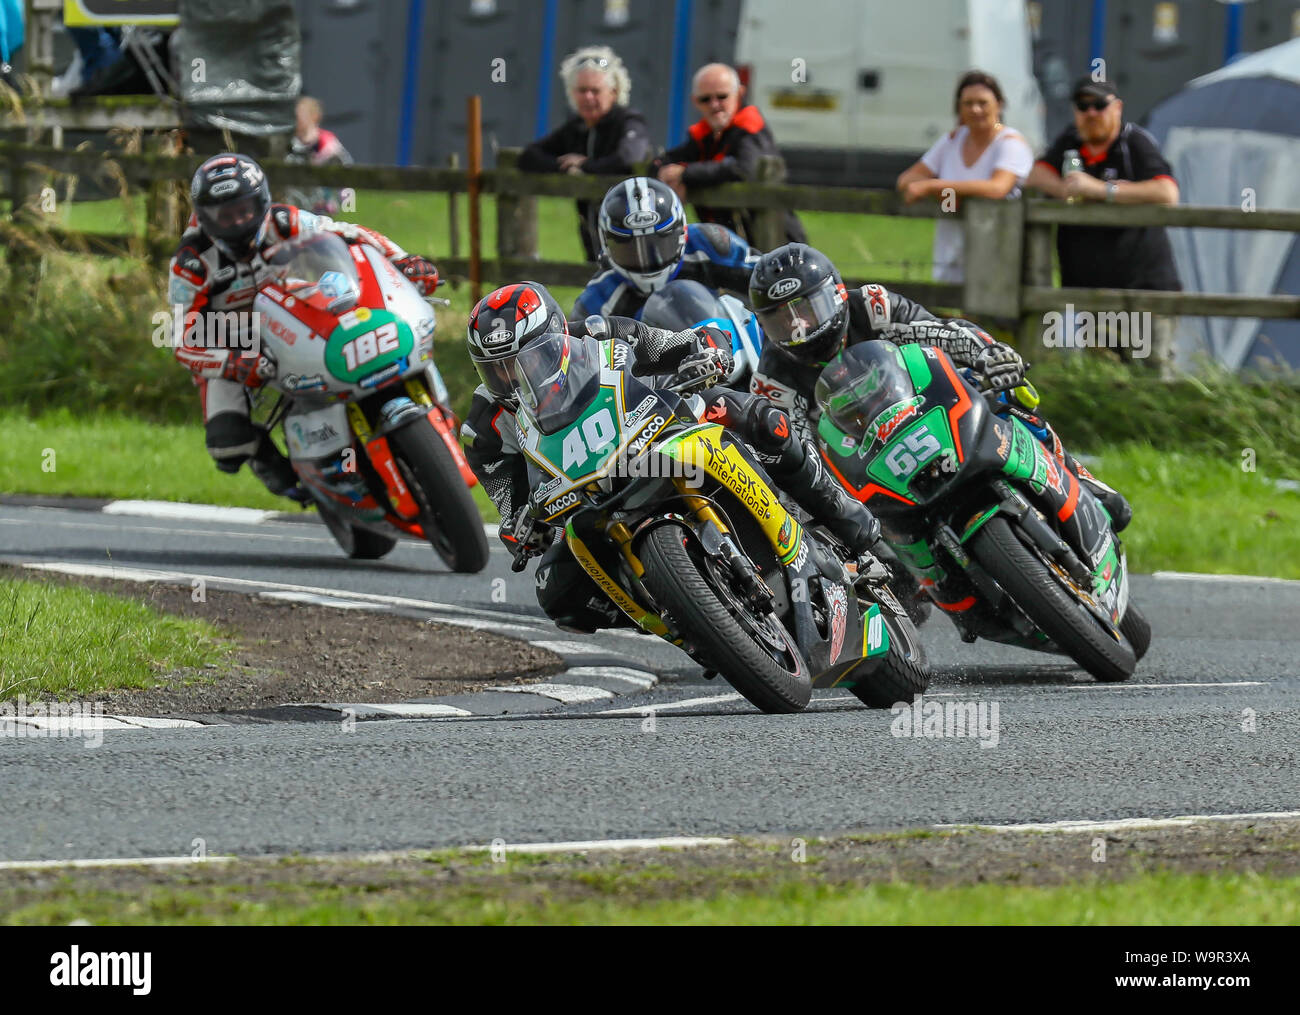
[1, 503, 1297, 862]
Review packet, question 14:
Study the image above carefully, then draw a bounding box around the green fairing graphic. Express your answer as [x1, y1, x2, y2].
[530, 388, 623, 483]
[323, 310, 414, 384]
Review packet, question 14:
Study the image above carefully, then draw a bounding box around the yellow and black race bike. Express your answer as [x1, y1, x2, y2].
[508, 332, 929, 714]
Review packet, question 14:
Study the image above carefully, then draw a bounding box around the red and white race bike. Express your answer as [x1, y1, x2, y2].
[250, 230, 488, 572]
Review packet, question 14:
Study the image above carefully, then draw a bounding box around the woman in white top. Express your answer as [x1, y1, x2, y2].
[896, 71, 1035, 283]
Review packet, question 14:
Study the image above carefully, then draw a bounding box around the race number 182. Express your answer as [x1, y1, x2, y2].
[342, 322, 399, 371]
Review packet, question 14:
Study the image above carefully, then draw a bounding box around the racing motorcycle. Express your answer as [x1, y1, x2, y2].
[639, 278, 764, 390]
[508, 331, 929, 713]
[249, 230, 489, 572]
[815, 340, 1150, 682]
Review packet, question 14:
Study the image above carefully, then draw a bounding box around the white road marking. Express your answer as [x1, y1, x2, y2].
[103, 500, 281, 524]
[940, 810, 1300, 834]
[563, 666, 657, 689]
[0, 516, 336, 545]
[258, 590, 373, 609]
[528, 639, 615, 656]
[470, 836, 736, 854]
[304, 703, 475, 718]
[16, 561, 548, 627]
[110, 716, 214, 729]
[1063, 681, 1266, 690]
[0, 855, 237, 870]
[486, 683, 615, 703]
[595, 692, 745, 715]
[1153, 570, 1300, 586]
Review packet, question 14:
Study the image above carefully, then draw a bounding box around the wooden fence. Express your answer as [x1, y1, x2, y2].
[4, 139, 1300, 344]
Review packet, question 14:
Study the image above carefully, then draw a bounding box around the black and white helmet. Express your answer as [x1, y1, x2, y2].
[190, 153, 271, 259]
[749, 243, 850, 366]
[597, 177, 687, 294]
[466, 282, 568, 407]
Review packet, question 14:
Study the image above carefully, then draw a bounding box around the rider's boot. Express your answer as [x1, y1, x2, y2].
[768, 439, 881, 555]
[1071, 462, 1132, 533]
[248, 431, 309, 503]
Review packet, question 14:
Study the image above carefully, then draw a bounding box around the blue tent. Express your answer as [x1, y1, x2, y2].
[1145, 39, 1300, 372]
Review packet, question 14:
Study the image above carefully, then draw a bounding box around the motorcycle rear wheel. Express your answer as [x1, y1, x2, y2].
[969, 517, 1135, 682]
[640, 523, 811, 714]
[389, 419, 489, 574]
[316, 499, 399, 560]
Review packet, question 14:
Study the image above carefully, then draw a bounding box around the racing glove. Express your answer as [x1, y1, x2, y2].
[668, 326, 734, 391]
[393, 254, 440, 296]
[223, 350, 277, 388]
[505, 503, 555, 572]
[973, 341, 1027, 392]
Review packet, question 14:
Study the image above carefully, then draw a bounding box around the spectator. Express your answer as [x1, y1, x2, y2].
[519, 46, 652, 262]
[284, 95, 354, 215]
[1025, 76, 1180, 372]
[0, 0, 24, 89]
[653, 62, 806, 246]
[896, 70, 1034, 283]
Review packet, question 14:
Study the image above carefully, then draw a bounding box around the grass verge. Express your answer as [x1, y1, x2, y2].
[0, 576, 233, 699]
[3, 412, 1290, 575]
[3, 850, 1296, 926]
[0, 409, 500, 521]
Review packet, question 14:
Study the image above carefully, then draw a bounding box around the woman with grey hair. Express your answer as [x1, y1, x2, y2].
[520, 45, 653, 261]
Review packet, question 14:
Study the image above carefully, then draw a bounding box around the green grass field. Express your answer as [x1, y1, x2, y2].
[4, 859, 1296, 926]
[0, 575, 232, 698]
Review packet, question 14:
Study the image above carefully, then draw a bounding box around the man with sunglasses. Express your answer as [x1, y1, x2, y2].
[652, 63, 807, 245]
[1026, 77, 1181, 371]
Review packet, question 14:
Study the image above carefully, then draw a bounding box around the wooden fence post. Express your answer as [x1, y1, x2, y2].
[1019, 220, 1054, 351]
[447, 152, 461, 261]
[961, 198, 1024, 325]
[749, 155, 788, 252]
[466, 95, 483, 304]
[495, 147, 538, 267]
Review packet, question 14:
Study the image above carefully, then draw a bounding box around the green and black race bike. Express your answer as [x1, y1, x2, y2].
[816, 340, 1150, 683]
[508, 331, 930, 714]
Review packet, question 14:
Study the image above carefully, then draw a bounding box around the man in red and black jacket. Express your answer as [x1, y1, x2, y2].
[652, 63, 806, 246]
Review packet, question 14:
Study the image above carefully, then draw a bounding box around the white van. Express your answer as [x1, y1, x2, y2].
[734, 0, 1046, 185]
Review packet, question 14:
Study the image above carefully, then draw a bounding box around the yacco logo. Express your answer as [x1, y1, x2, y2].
[622, 209, 659, 230]
[766, 278, 800, 300]
[50, 947, 151, 995]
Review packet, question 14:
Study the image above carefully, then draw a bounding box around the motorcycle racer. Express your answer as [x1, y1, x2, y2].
[462, 281, 879, 633]
[747, 243, 1132, 533]
[571, 176, 759, 321]
[169, 152, 440, 499]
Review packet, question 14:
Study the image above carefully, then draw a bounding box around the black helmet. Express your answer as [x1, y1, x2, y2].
[190, 153, 271, 258]
[467, 282, 568, 407]
[597, 177, 687, 294]
[749, 243, 849, 366]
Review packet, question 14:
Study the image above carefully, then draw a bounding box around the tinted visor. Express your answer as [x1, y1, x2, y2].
[474, 355, 519, 403]
[515, 333, 601, 435]
[198, 191, 268, 244]
[756, 277, 844, 347]
[815, 342, 914, 442]
[604, 226, 682, 275]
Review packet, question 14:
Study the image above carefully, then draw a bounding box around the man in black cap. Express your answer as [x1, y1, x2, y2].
[1026, 77, 1181, 373]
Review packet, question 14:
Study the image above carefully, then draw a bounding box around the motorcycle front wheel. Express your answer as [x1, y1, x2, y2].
[388, 419, 490, 574]
[640, 523, 810, 714]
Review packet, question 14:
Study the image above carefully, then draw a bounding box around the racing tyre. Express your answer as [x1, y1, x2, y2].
[389, 419, 489, 574]
[640, 523, 811, 713]
[1120, 601, 1152, 663]
[316, 499, 399, 560]
[969, 517, 1135, 682]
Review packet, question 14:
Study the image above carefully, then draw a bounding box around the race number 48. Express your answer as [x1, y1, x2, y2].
[342, 322, 399, 372]
[884, 426, 942, 479]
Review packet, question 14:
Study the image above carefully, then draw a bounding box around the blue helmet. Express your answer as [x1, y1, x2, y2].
[597, 177, 687, 294]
